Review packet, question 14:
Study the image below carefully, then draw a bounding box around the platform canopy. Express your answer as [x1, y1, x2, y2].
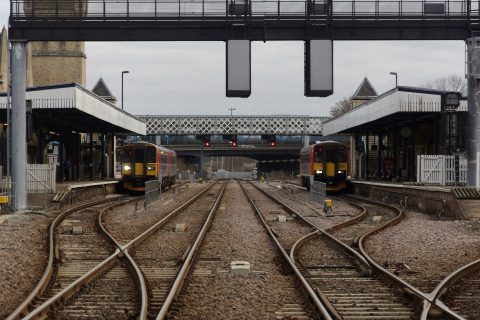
[323, 86, 467, 135]
[0, 83, 146, 134]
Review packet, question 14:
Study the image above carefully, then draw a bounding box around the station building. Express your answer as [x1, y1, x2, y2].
[0, 83, 146, 183]
[323, 80, 467, 182]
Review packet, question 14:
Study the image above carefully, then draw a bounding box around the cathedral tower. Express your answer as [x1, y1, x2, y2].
[24, 0, 87, 86]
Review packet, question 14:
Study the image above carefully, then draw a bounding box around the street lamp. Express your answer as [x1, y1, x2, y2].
[228, 107, 236, 116]
[389, 72, 398, 87]
[121, 70, 130, 110]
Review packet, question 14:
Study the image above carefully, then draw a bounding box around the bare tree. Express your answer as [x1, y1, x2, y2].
[423, 74, 466, 94]
[329, 97, 354, 117]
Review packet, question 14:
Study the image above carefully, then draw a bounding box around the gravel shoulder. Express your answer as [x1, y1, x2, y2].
[0, 213, 49, 318]
[365, 210, 480, 292]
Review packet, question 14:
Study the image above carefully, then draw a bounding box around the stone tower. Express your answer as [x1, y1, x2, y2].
[24, 0, 87, 87]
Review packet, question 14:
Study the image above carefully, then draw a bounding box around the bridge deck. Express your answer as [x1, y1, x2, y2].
[9, 0, 479, 41]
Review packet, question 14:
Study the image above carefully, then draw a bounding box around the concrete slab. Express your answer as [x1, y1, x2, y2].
[458, 200, 480, 220]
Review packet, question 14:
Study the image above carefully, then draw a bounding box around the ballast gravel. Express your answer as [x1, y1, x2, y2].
[255, 181, 362, 229]
[170, 182, 318, 319]
[366, 210, 480, 292]
[0, 213, 49, 318]
[102, 183, 210, 244]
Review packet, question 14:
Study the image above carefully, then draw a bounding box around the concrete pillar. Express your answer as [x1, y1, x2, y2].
[365, 131, 369, 180]
[466, 37, 480, 188]
[303, 135, 310, 147]
[10, 41, 27, 211]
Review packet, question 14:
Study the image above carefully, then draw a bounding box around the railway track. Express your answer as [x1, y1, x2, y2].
[6, 195, 135, 320]
[270, 181, 480, 320]
[126, 182, 226, 319]
[248, 181, 423, 319]
[8, 183, 217, 319]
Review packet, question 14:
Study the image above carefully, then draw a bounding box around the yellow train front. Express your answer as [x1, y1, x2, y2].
[121, 141, 176, 192]
[300, 141, 348, 192]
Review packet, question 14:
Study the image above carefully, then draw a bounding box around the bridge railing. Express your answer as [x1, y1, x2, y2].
[10, 0, 475, 20]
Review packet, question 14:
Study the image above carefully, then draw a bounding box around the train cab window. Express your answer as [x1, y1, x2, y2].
[123, 147, 133, 163]
[147, 147, 157, 163]
[337, 147, 347, 162]
[314, 147, 323, 162]
[134, 149, 145, 163]
[326, 147, 336, 162]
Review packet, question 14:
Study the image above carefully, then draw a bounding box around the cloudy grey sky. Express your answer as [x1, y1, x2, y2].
[0, 3, 465, 117]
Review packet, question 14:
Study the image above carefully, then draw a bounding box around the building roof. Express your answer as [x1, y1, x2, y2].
[92, 77, 117, 102]
[0, 83, 145, 134]
[351, 77, 378, 100]
[323, 86, 467, 136]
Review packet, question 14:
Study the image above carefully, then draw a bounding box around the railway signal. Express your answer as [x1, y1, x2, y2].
[203, 136, 211, 147]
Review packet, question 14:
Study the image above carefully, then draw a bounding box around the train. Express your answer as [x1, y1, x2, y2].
[121, 141, 177, 192]
[300, 141, 348, 192]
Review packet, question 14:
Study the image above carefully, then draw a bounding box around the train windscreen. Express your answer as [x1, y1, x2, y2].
[123, 147, 133, 163]
[134, 149, 145, 163]
[147, 147, 156, 163]
[326, 147, 336, 162]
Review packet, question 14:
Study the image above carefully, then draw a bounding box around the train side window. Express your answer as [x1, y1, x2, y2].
[314, 147, 323, 162]
[134, 149, 145, 163]
[147, 147, 156, 163]
[337, 147, 346, 162]
[123, 147, 133, 163]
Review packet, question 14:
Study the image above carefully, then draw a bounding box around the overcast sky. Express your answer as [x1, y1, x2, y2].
[1, 3, 465, 117]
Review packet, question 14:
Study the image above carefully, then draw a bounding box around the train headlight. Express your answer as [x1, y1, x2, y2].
[338, 170, 342, 174]
[147, 165, 155, 171]
[316, 170, 323, 174]
[123, 165, 131, 171]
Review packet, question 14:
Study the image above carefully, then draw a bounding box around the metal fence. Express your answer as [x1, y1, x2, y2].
[310, 180, 326, 203]
[145, 179, 161, 208]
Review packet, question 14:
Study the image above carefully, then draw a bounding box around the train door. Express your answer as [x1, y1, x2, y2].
[134, 148, 145, 176]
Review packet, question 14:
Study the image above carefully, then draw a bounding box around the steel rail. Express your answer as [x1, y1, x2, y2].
[352, 195, 431, 301]
[262, 182, 433, 316]
[20, 182, 215, 319]
[285, 182, 474, 319]
[249, 181, 371, 273]
[156, 182, 227, 319]
[420, 257, 480, 320]
[239, 181, 334, 320]
[6, 196, 128, 320]
[20, 196, 140, 320]
[121, 182, 216, 251]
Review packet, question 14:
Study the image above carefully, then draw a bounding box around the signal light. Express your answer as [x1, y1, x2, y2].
[267, 136, 276, 147]
[202, 135, 211, 147]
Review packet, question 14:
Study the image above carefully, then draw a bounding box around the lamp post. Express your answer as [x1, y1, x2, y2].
[121, 70, 130, 110]
[389, 72, 398, 87]
[228, 107, 236, 116]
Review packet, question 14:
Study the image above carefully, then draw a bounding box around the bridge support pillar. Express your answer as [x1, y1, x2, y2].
[303, 135, 310, 147]
[467, 38, 480, 188]
[226, 40, 251, 97]
[10, 41, 28, 211]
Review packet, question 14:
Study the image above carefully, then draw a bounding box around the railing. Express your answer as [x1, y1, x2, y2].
[416, 154, 468, 186]
[10, 0, 477, 20]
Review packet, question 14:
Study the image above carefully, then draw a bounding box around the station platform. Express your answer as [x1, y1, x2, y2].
[56, 179, 120, 192]
[349, 180, 480, 220]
